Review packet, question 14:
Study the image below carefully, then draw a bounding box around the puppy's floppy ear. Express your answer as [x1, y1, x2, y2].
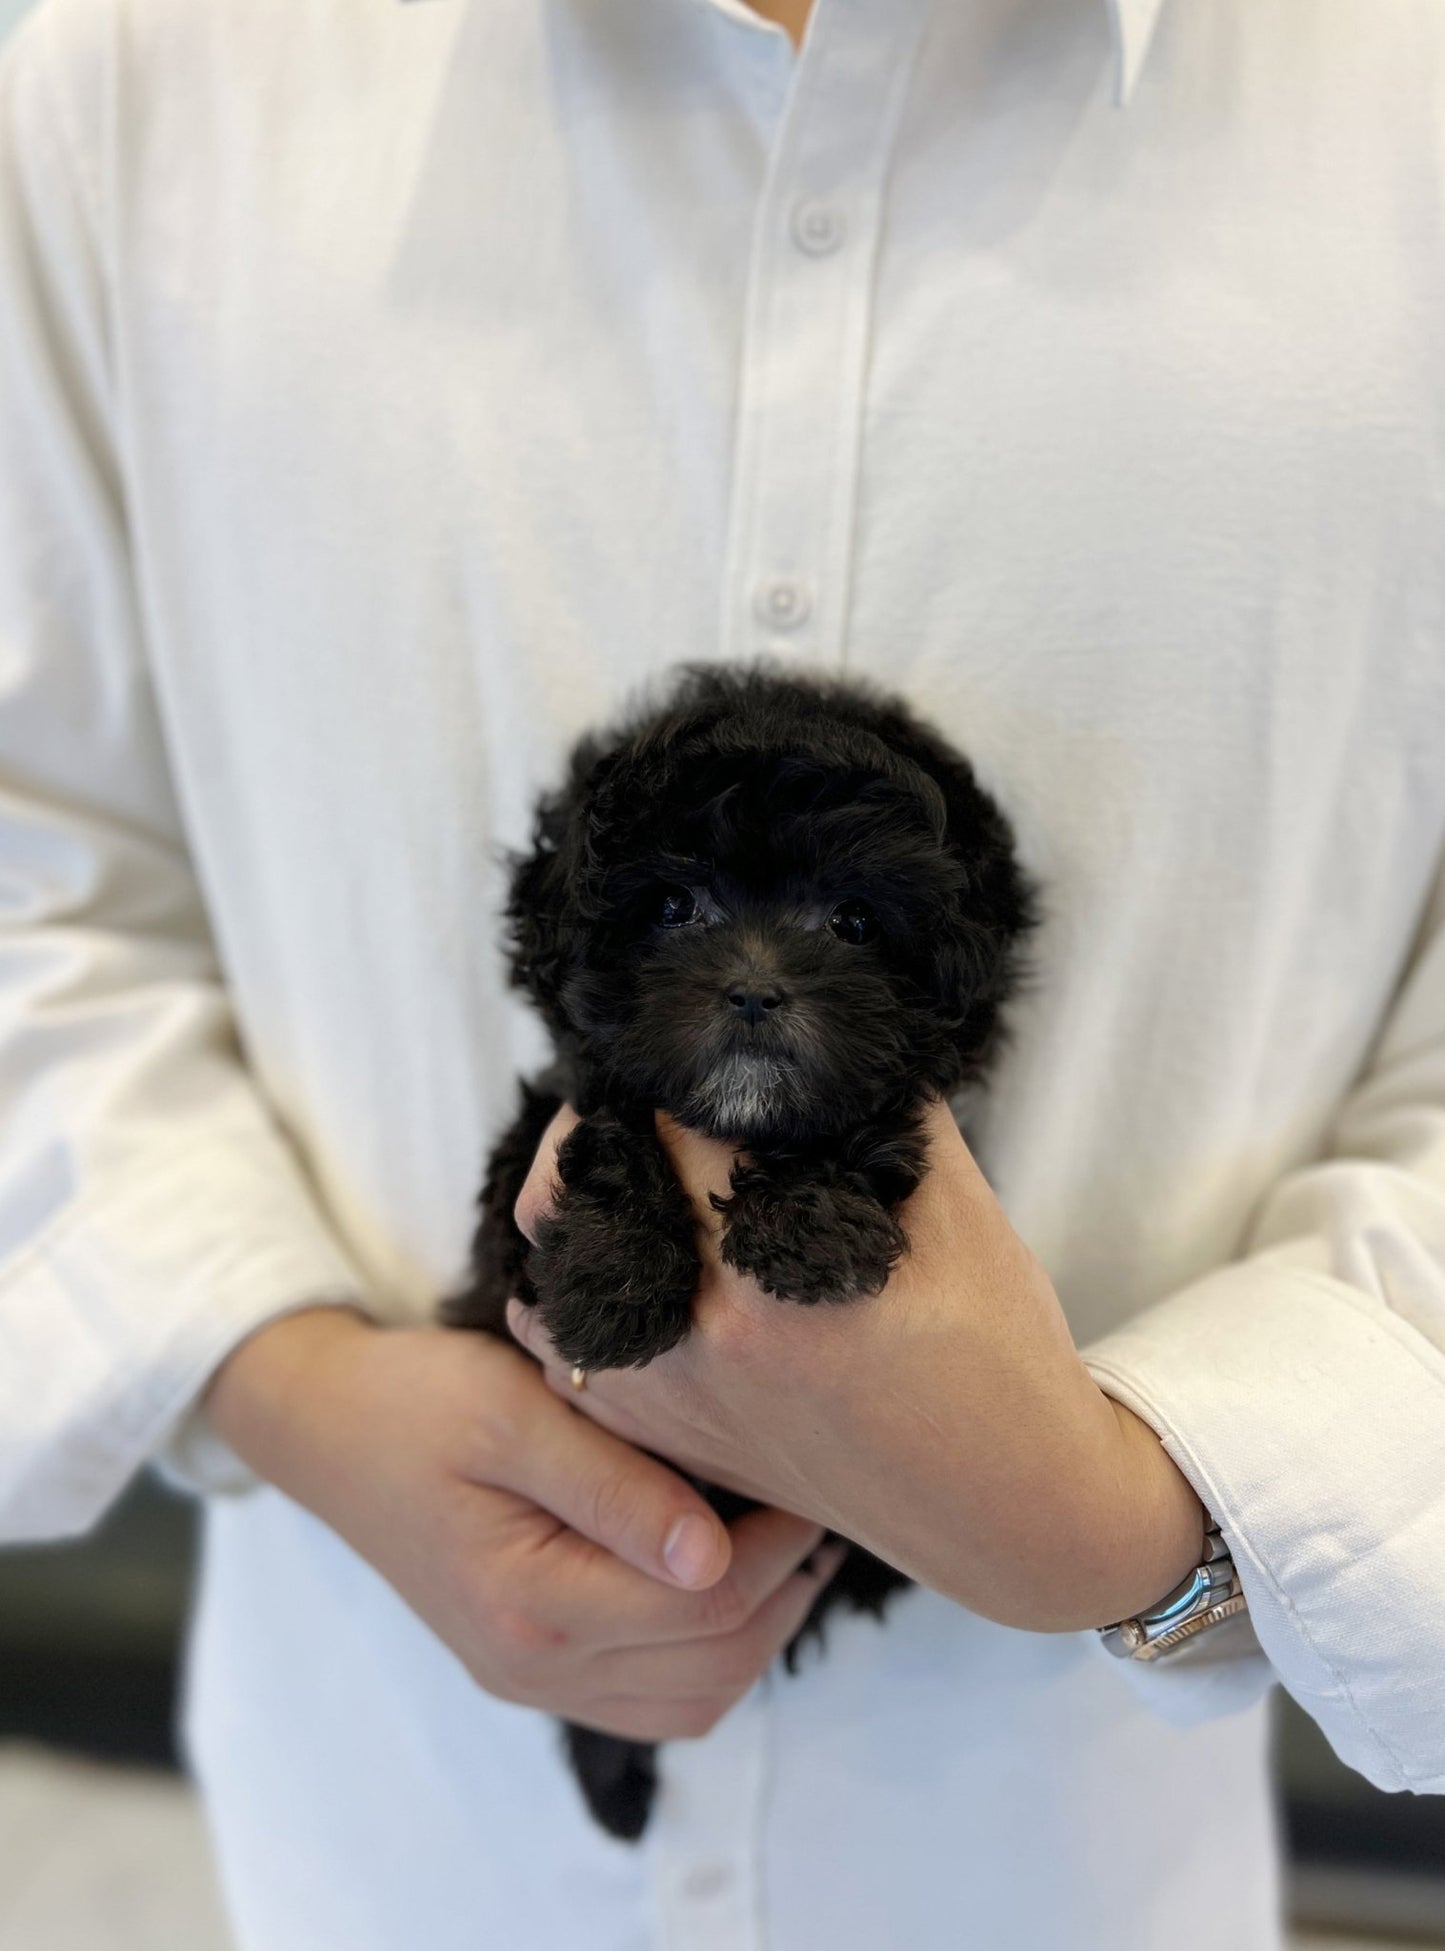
[504, 731, 627, 1030]
[851, 693, 1038, 1012]
[936, 779, 1038, 1010]
[505, 787, 576, 1028]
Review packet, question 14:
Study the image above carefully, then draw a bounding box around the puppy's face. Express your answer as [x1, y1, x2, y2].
[509, 676, 1032, 1142]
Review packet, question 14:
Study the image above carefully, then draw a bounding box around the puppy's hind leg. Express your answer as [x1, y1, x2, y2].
[562, 1724, 659, 1842]
[532, 1108, 701, 1372]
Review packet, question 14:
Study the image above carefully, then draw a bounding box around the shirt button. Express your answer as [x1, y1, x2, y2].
[753, 578, 812, 630]
[682, 1863, 734, 1901]
[791, 198, 845, 256]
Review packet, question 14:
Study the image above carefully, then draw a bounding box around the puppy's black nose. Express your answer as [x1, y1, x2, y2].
[726, 985, 785, 1026]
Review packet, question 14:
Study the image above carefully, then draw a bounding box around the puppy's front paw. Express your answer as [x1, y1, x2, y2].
[529, 1110, 699, 1370]
[532, 1209, 695, 1371]
[718, 1175, 907, 1304]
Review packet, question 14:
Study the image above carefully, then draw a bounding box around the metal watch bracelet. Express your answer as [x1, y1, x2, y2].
[1097, 1524, 1247, 1662]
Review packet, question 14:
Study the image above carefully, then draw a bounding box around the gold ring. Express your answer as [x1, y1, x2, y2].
[569, 1364, 588, 1392]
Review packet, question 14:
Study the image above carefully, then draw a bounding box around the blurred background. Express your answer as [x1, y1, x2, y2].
[2, 1476, 1444, 1949]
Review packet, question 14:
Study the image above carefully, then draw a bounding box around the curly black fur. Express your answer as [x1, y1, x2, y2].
[442, 663, 1036, 1840]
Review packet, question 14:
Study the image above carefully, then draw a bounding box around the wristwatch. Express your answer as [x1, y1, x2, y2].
[1097, 1523, 1247, 1661]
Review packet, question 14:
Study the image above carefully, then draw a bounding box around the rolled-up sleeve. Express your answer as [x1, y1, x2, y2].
[1082, 843, 1445, 1793]
[0, 14, 367, 1544]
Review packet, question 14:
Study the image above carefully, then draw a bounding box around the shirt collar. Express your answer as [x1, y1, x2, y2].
[1106, 0, 1166, 107]
[397, 0, 1167, 110]
[667, 0, 1170, 108]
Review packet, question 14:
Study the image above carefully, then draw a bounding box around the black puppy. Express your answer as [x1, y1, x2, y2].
[443, 664, 1035, 1840]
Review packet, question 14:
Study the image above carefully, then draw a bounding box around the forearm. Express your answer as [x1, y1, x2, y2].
[204, 1303, 377, 1503]
[837, 1352, 1206, 1634]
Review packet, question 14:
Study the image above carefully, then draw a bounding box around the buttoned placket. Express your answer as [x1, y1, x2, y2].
[645, 6, 930, 1948]
[646, 1678, 773, 1951]
[719, 0, 931, 674]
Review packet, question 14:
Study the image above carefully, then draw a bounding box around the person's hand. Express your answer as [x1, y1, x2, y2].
[508, 1101, 1206, 1634]
[204, 1307, 845, 1740]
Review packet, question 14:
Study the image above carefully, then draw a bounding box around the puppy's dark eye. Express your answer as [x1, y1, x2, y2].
[657, 887, 699, 928]
[827, 899, 880, 946]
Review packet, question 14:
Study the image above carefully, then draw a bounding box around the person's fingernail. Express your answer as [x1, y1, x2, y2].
[663, 1514, 723, 1587]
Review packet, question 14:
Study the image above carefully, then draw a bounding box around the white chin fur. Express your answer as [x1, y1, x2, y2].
[691, 1054, 790, 1132]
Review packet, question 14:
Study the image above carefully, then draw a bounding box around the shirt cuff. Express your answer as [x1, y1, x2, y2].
[154, 1289, 372, 1500]
[1082, 1252, 1445, 1793]
[0, 1132, 373, 1539]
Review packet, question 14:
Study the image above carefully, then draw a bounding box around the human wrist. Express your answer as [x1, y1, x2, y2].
[866, 1358, 1202, 1634]
[981, 1381, 1204, 1634]
[204, 1302, 376, 1492]
[940, 1382, 1204, 1635]
[1086, 1395, 1207, 1628]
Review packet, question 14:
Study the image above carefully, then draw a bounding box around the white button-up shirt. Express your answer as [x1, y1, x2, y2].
[3, 0, 1444, 1945]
